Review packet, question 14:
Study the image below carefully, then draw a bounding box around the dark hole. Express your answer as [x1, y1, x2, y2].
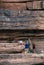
[33, 63, 44, 65]
[33, 44, 35, 49]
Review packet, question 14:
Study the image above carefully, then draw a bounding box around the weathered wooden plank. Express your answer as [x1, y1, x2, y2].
[33, 1, 41, 9]
[0, 37, 44, 53]
[0, 23, 44, 29]
[0, 34, 44, 42]
[0, 43, 25, 53]
[0, 54, 44, 65]
[0, 58, 44, 65]
[0, 10, 44, 29]
[0, 54, 44, 59]
[0, 10, 44, 18]
[1, 0, 29, 2]
[0, 37, 44, 43]
[0, 22, 43, 30]
[0, 32, 44, 37]
[0, 33, 44, 40]
[0, 1, 44, 10]
[0, 55, 44, 65]
[1, 0, 44, 3]
[27, 1, 44, 9]
[0, 3, 26, 10]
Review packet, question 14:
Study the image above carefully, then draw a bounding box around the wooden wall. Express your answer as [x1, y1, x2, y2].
[0, 0, 44, 53]
[0, 0, 44, 29]
[0, 0, 44, 65]
[0, 0, 44, 10]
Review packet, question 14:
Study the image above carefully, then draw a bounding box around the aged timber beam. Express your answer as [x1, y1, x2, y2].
[0, 53, 44, 59]
[0, 43, 25, 53]
[0, 37, 44, 42]
[0, 58, 44, 65]
[1, 0, 30, 3]
[1, 1, 44, 10]
[0, 34, 44, 39]
[1, 0, 44, 3]
[14, 36, 44, 40]
[0, 10, 44, 30]
[0, 33, 44, 37]
[0, 36, 44, 53]
[0, 54, 44, 65]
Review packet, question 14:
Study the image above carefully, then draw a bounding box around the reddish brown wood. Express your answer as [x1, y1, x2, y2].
[0, 3, 26, 10]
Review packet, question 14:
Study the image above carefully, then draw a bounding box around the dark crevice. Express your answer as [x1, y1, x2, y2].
[33, 63, 44, 65]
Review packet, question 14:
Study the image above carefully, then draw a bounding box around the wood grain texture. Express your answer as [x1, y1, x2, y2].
[42, 1, 44, 9]
[0, 54, 44, 65]
[1, 0, 29, 2]
[26, 1, 43, 9]
[1, 0, 44, 2]
[0, 0, 44, 10]
[0, 37, 43, 53]
[0, 10, 44, 30]
[0, 3, 26, 10]
[0, 43, 25, 53]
